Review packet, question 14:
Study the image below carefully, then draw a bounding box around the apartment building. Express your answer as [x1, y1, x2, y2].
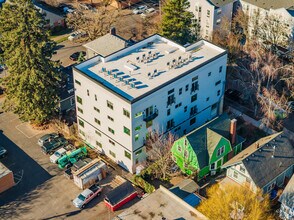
[237, 0, 294, 47]
[189, 0, 235, 40]
[73, 34, 227, 173]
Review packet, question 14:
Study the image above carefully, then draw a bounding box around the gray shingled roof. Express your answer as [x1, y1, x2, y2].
[208, 0, 235, 7]
[279, 175, 294, 208]
[186, 114, 243, 169]
[242, 0, 294, 10]
[224, 132, 294, 188]
[83, 33, 127, 57]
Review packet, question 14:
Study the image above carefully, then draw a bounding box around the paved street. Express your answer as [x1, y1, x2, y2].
[0, 98, 126, 220]
[52, 40, 85, 67]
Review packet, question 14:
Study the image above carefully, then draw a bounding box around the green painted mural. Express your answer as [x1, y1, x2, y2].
[171, 114, 245, 179]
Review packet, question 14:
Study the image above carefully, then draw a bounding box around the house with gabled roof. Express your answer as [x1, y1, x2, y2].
[222, 132, 294, 194]
[171, 114, 245, 179]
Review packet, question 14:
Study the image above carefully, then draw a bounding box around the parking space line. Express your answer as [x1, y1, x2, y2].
[15, 123, 42, 139]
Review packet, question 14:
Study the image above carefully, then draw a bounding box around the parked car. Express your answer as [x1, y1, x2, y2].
[73, 184, 103, 209]
[69, 51, 86, 61]
[38, 133, 59, 146]
[0, 146, 7, 158]
[145, 8, 155, 13]
[68, 31, 87, 41]
[42, 137, 68, 155]
[63, 6, 74, 14]
[133, 5, 148, 14]
[50, 147, 67, 163]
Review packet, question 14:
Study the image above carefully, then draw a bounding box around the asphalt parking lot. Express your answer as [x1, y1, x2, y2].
[0, 98, 129, 220]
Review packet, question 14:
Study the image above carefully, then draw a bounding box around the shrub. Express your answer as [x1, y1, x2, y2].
[132, 175, 155, 194]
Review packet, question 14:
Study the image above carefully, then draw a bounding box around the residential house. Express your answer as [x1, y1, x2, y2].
[73, 34, 228, 173]
[115, 185, 207, 219]
[279, 174, 294, 220]
[237, 0, 294, 47]
[222, 132, 294, 194]
[83, 28, 130, 59]
[170, 179, 204, 207]
[34, 1, 65, 29]
[171, 114, 244, 178]
[189, 0, 235, 40]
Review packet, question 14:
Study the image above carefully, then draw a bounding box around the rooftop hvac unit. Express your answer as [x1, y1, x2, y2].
[136, 56, 140, 62]
[130, 82, 136, 89]
[148, 72, 152, 78]
[118, 76, 124, 82]
[101, 67, 106, 72]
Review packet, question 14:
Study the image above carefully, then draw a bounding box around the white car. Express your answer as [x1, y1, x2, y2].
[50, 148, 67, 163]
[133, 5, 148, 14]
[68, 31, 86, 41]
[63, 7, 75, 14]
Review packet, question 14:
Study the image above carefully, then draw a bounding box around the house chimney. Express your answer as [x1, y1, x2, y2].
[110, 27, 116, 36]
[230, 119, 237, 145]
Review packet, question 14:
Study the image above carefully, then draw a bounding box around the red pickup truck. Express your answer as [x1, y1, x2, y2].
[73, 184, 102, 209]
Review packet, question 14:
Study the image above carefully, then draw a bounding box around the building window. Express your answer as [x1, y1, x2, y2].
[207, 10, 210, 17]
[240, 166, 246, 173]
[94, 118, 101, 125]
[77, 107, 83, 114]
[217, 90, 220, 96]
[70, 97, 75, 106]
[78, 119, 84, 127]
[217, 146, 225, 156]
[95, 130, 101, 136]
[184, 150, 189, 158]
[77, 96, 82, 105]
[199, 6, 201, 12]
[123, 109, 130, 118]
[185, 84, 189, 91]
[135, 111, 143, 118]
[75, 79, 81, 85]
[108, 127, 115, 134]
[190, 105, 198, 116]
[95, 94, 97, 101]
[177, 145, 181, 152]
[175, 103, 182, 109]
[190, 117, 196, 125]
[109, 139, 115, 146]
[108, 115, 114, 122]
[184, 106, 187, 112]
[233, 171, 238, 178]
[94, 107, 100, 113]
[109, 150, 116, 158]
[168, 88, 174, 95]
[135, 150, 142, 156]
[206, 97, 210, 101]
[167, 94, 175, 106]
[211, 103, 217, 115]
[208, 72, 211, 76]
[87, 89, 89, 96]
[167, 109, 171, 116]
[191, 94, 197, 103]
[96, 141, 102, 148]
[219, 66, 223, 73]
[167, 119, 174, 130]
[124, 126, 130, 135]
[79, 129, 85, 136]
[191, 81, 199, 93]
[107, 100, 113, 110]
[210, 163, 215, 170]
[179, 88, 182, 95]
[135, 134, 139, 141]
[215, 80, 221, 86]
[192, 76, 198, 81]
[183, 129, 187, 134]
[125, 151, 131, 159]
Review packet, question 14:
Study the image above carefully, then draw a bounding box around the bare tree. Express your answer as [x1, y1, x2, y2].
[66, 7, 120, 41]
[143, 128, 177, 181]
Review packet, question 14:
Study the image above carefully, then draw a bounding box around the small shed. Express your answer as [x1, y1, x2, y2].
[73, 159, 107, 189]
[0, 162, 14, 193]
[104, 181, 137, 211]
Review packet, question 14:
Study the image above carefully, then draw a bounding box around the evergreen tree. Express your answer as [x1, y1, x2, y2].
[0, 0, 61, 125]
[161, 0, 200, 45]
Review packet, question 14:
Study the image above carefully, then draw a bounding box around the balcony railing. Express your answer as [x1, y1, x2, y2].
[143, 109, 158, 122]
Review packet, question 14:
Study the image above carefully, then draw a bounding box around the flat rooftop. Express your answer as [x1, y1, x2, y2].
[75, 34, 226, 102]
[115, 185, 207, 220]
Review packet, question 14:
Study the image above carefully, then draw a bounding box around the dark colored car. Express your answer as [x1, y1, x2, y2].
[69, 51, 86, 61]
[0, 146, 7, 158]
[42, 137, 68, 155]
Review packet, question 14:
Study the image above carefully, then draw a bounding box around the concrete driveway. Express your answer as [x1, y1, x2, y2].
[0, 98, 122, 219]
[52, 40, 86, 67]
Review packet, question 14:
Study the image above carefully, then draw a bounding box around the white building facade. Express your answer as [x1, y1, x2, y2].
[189, 0, 235, 40]
[73, 35, 227, 173]
[238, 0, 294, 47]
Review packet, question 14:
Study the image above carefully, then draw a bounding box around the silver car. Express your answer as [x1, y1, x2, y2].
[38, 133, 59, 146]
